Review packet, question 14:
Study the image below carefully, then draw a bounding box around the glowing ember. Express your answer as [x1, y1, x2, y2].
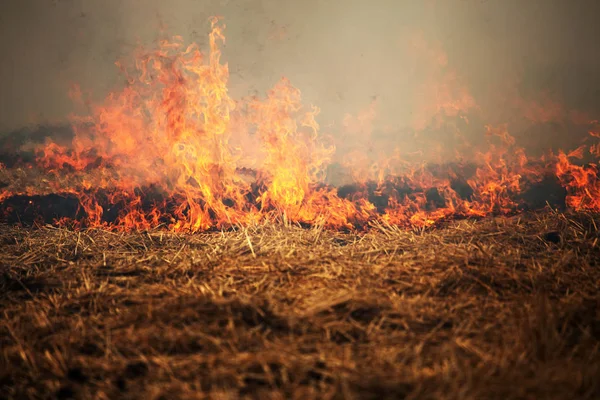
[1, 19, 599, 232]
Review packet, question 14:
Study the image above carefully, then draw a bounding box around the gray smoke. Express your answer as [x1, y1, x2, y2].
[1, 0, 599, 154]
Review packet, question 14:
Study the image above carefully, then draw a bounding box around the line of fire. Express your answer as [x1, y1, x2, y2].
[1, 2, 599, 399]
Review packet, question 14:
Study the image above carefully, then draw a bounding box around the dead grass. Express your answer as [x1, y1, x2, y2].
[1, 211, 600, 399]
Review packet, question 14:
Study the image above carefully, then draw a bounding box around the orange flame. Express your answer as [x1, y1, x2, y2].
[2, 20, 600, 232]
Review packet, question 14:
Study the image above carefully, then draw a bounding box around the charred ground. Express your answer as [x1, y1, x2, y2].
[1, 211, 599, 399]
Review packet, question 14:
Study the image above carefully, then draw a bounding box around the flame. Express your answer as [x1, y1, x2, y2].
[2, 19, 600, 232]
[556, 143, 600, 211]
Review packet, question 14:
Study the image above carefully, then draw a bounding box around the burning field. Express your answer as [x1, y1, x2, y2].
[1, 10, 600, 400]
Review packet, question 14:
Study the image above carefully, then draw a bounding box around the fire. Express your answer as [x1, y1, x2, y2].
[556, 144, 600, 211]
[1, 19, 599, 232]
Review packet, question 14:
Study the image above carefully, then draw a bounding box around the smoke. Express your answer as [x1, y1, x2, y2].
[1, 0, 600, 156]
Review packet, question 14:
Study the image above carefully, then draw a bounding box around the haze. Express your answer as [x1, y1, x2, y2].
[1, 0, 599, 154]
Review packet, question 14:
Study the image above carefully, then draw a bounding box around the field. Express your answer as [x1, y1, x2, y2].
[2, 211, 600, 399]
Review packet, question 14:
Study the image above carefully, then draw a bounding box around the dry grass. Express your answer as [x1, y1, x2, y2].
[1, 211, 600, 399]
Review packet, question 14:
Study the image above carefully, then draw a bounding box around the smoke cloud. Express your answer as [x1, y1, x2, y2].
[1, 0, 600, 155]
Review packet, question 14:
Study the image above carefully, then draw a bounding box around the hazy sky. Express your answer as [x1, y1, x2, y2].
[1, 0, 600, 141]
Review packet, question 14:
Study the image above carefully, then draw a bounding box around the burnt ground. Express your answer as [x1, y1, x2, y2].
[1, 211, 600, 399]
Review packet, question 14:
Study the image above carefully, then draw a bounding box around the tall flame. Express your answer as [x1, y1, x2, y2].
[2, 19, 599, 232]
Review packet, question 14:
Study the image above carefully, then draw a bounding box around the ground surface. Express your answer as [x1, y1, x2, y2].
[1, 211, 600, 399]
